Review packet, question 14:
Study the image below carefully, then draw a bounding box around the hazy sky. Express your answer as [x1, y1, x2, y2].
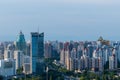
[0, 0, 120, 41]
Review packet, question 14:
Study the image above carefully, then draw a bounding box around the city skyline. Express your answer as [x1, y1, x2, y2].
[0, 0, 120, 41]
[0, 0, 120, 80]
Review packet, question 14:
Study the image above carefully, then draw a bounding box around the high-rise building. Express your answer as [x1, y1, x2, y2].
[30, 32, 44, 74]
[83, 55, 89, 69]
[44, 41, 52, 58]
[0, 53, 4, 60]
[60, 50, 65, 65]
[104, 49, 109, 63]
[109, 48, 118, 70]
[15, 31, 26, 55]
[69, 58, 74, 71]
[4, 50, 13, 59]
[87, 45, 93, 58]
[4, 44, 14, 59]
[23, 56, 31, 74]
[26, 41, 31, 56]
[109, 56, 114, 70]
[14, 50, 24, 70]
[91, 58, 99, 71]
[65, 50, 70, 70]
[58, 42, 64, 52]
[79, 56, 85, 70]
[118, 46, 120, 62]
[98, 57, 103, 72]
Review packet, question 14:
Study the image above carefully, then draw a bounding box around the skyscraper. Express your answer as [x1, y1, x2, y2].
[15, 31, 26, 55]
[30, 32, 44, 74]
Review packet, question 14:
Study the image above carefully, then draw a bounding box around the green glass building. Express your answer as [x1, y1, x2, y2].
[16, 31, 26, 54]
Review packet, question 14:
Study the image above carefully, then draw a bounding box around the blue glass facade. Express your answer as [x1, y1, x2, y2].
[31, 32, 44, 74]
[16, 31, 26, 54]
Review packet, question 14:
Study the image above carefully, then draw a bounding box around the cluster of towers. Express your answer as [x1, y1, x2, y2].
[0, 31, 44, 77]
[60, 41, 119, 72]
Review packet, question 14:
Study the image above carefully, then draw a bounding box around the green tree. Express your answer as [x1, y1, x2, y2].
[80, 76, 85, 80]
[95, 75, 100, 80]
[102, 75, 106, 80]
[50, 75, 52, 80]
[16, 66, 23, 74]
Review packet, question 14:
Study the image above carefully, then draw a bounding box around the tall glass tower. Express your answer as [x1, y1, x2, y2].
[30, 32, 44, 74]
[16, 31, 26, 54]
